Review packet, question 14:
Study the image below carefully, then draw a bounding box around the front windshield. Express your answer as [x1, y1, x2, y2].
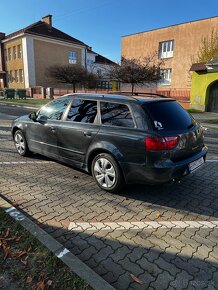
[37, 99, 70, 120]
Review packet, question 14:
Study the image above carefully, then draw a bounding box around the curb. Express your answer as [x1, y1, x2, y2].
[0, 195, 115, 290]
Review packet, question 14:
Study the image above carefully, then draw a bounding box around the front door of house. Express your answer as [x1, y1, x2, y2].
[207, 81, 218, 112]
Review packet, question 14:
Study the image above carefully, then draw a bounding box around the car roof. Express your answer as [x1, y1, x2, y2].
[60, 93, 175, 104]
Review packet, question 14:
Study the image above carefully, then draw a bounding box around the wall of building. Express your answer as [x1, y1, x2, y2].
[87, 52, 113, 80]
[4, 38, 25, 89]
[190, 71, 218, 111]
[33, 39, 83, 87]
[122, 17, 218, 90]
[86, 52, 97, 72]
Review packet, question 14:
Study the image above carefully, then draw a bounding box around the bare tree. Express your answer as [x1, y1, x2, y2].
[196, 29, 218, 62]
[47, 65, 97, 93]
[109, 55, 163, 95]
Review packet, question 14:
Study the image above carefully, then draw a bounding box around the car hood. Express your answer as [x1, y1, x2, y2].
[13, 114, 30, 124]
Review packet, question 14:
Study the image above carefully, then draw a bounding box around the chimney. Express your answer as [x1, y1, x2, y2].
[42, 15, 52, 27]
[0, 32, 5, 41]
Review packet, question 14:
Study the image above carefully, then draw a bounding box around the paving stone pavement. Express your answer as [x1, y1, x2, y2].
[0, 118, 217, 289]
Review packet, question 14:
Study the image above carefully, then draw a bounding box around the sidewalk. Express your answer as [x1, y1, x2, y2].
[191, 113, 218, 130]
[192, 112, 218, 121]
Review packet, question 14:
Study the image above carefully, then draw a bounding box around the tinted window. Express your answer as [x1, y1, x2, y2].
[143, 101, 193, 131]
[100, 102, 134, 128]
[37, 99, 69, 120]
[67, 99, 97, 123]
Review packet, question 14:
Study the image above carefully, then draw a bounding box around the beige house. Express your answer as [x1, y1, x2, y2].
[122, 16, 218, 90]
[0, 15, 116, 89]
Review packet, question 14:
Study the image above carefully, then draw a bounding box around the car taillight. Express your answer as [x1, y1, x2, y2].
[145, 136, 180, 151]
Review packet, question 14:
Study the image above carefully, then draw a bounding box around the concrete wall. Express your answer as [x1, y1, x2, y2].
[122, 17, 218, 90]
[33, 39, 83, 87]
[190, 71, 218, 111]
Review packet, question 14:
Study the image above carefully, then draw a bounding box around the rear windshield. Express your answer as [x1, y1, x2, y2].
[142, 101, 193, 131]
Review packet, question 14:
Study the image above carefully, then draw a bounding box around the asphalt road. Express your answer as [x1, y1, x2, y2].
[0, 103, 218, 290]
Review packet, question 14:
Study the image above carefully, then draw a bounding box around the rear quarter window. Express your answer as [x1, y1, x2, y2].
[100, 102, 135, 128]
[143, 101, 193, 131]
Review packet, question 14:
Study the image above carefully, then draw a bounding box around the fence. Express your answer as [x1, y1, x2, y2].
[30, 87, 115, 99]
[29, 86, 191, 108]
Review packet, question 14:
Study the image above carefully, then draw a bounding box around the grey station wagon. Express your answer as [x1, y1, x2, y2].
[12, 94, 208, 192]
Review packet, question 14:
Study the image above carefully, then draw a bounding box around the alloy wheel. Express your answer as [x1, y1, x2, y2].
[15, 132, 26, 155]
[94, 157, 116, 188]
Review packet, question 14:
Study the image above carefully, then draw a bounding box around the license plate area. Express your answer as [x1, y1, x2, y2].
[188, 157, 205, 173]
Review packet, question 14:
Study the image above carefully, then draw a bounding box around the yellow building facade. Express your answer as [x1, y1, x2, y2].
[0, 15, 87, 89]
[4, 38, 24, 88]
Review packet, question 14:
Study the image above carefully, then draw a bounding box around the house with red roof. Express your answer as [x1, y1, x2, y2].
[0, 15, 116, 89]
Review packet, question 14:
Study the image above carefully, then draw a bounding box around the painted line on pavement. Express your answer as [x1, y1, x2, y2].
[56, 248, 70, 258]
[0, 161, 52, 165]
[0, 198, 115, 290]
[0, 139, 11, 141]
[0, 101, 38, 110]
[207, 160, 218, 162]
[68, 221, 218, 231]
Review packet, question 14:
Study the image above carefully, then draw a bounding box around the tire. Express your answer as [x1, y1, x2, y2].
[91, 153, 125, 192]
[14, 130, 30, 156]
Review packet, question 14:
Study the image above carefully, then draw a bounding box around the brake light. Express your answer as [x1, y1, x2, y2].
[145, 136, 180, 151]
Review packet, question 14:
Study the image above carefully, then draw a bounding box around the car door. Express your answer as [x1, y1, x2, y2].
[25, 119, 44, 154]
[96, 101, 144, 164]
[55, 98, 100, 167]
[26, 98, 70, 158]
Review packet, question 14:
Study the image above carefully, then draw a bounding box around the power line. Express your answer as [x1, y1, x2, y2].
[54, 0, 111, 22]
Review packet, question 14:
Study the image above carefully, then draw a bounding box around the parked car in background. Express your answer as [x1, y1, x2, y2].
[12, 94, 207, 192]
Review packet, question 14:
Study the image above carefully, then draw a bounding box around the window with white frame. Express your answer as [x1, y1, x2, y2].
[160, 69, 172, 85]
[15, 70, 19, 83]
[18, 45, 22, 58]
[13, 46, 17, 59]
[7, 71, 13, 83]
[19, 69, 24, 83]
[4, 49, 7, 62]
[8, 48, 12, 61]
[9, 70, 13, 83]
[68, 51, 77, 64]
[159, 40, 174, 59]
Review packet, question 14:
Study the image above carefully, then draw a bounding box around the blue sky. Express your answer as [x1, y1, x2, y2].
[1, 0, 217, 61]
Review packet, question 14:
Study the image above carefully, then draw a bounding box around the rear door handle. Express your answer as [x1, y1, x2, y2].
[84, 131, 92, 137]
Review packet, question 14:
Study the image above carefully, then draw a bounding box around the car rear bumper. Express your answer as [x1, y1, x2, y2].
[121, 146, 208, 185]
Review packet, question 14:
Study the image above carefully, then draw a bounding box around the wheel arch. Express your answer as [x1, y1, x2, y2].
[12, 126, 21, 139]
[87, 142, 124, 174]
[87, 148, 116, 173]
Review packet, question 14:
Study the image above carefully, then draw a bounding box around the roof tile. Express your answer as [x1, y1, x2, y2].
[6, 21, 87, 46]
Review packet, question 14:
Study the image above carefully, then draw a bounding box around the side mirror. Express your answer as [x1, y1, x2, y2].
[29, 112, 37, 122]
[37, 115, 48, 124]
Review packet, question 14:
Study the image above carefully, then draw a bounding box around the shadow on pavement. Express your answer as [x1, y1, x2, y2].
[1, 202, 217, 290]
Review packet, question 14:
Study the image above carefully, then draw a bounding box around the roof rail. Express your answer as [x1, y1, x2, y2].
[107, 92, 141, 101]
[108, 91, 168, 98]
